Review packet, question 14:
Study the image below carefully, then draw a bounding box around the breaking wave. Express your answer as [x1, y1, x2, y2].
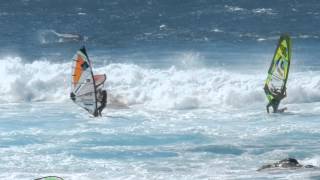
[38, 30, 88, 44]
[1, 57, 320, 109]
[224, 5, 276, 15]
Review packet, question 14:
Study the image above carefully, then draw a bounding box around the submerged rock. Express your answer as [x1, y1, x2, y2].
[258, 158, 316, 171]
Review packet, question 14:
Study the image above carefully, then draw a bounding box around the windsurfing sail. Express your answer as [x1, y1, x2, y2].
[70, 46, 106, 116]
[35, 176, 64, 180]
[94, 74, 107, 89]
[264, 34, 291, 102]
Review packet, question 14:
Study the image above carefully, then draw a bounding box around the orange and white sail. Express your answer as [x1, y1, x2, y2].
[70, 46, 106, 115]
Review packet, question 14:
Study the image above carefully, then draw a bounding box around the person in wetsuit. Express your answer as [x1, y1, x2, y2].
[96, 89, 107, 116]
[265, 87, 287, 113]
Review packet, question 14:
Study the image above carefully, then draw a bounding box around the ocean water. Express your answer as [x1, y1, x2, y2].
[1, 0, 320, 179]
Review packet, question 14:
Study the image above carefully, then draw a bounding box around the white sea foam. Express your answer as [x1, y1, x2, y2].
[77, 12, 86, 16]
[38, 30, 87, 44]
[1, 57, 320, 109]
[252, 8, 276, 15]
[0, 57, 69, 103]
[225, 6, 276, 16]
[211, 28, 223, 33]
[224, 5, 245, 12]
[257, 38, 266, 42]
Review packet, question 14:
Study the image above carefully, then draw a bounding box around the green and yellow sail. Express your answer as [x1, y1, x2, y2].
[35, 176, 64, 180]
[264, 34, 292, 102]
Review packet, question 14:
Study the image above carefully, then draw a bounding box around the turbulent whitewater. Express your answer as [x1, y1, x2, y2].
[1, 57, 320, 108]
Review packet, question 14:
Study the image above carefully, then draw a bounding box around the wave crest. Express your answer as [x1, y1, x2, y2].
[1, 57, 319, 110]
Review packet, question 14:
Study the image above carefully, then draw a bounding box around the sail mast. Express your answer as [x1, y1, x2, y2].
[80, 46, 98, 114]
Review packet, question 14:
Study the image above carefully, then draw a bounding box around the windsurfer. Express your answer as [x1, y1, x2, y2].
[265, 87, 287, 113]
[264, 34, 291, 114]
[95, 89, 107, 117]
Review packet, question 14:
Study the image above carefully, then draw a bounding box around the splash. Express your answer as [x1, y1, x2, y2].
[38, 30, 88, 44]
[1, 57, 320, 109]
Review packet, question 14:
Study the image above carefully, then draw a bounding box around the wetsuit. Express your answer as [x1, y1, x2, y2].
[266, 99, 280, 113]
[70, 92, 76, 101]
[97, 90, 107, 116]
[266, 90, 286, 113]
